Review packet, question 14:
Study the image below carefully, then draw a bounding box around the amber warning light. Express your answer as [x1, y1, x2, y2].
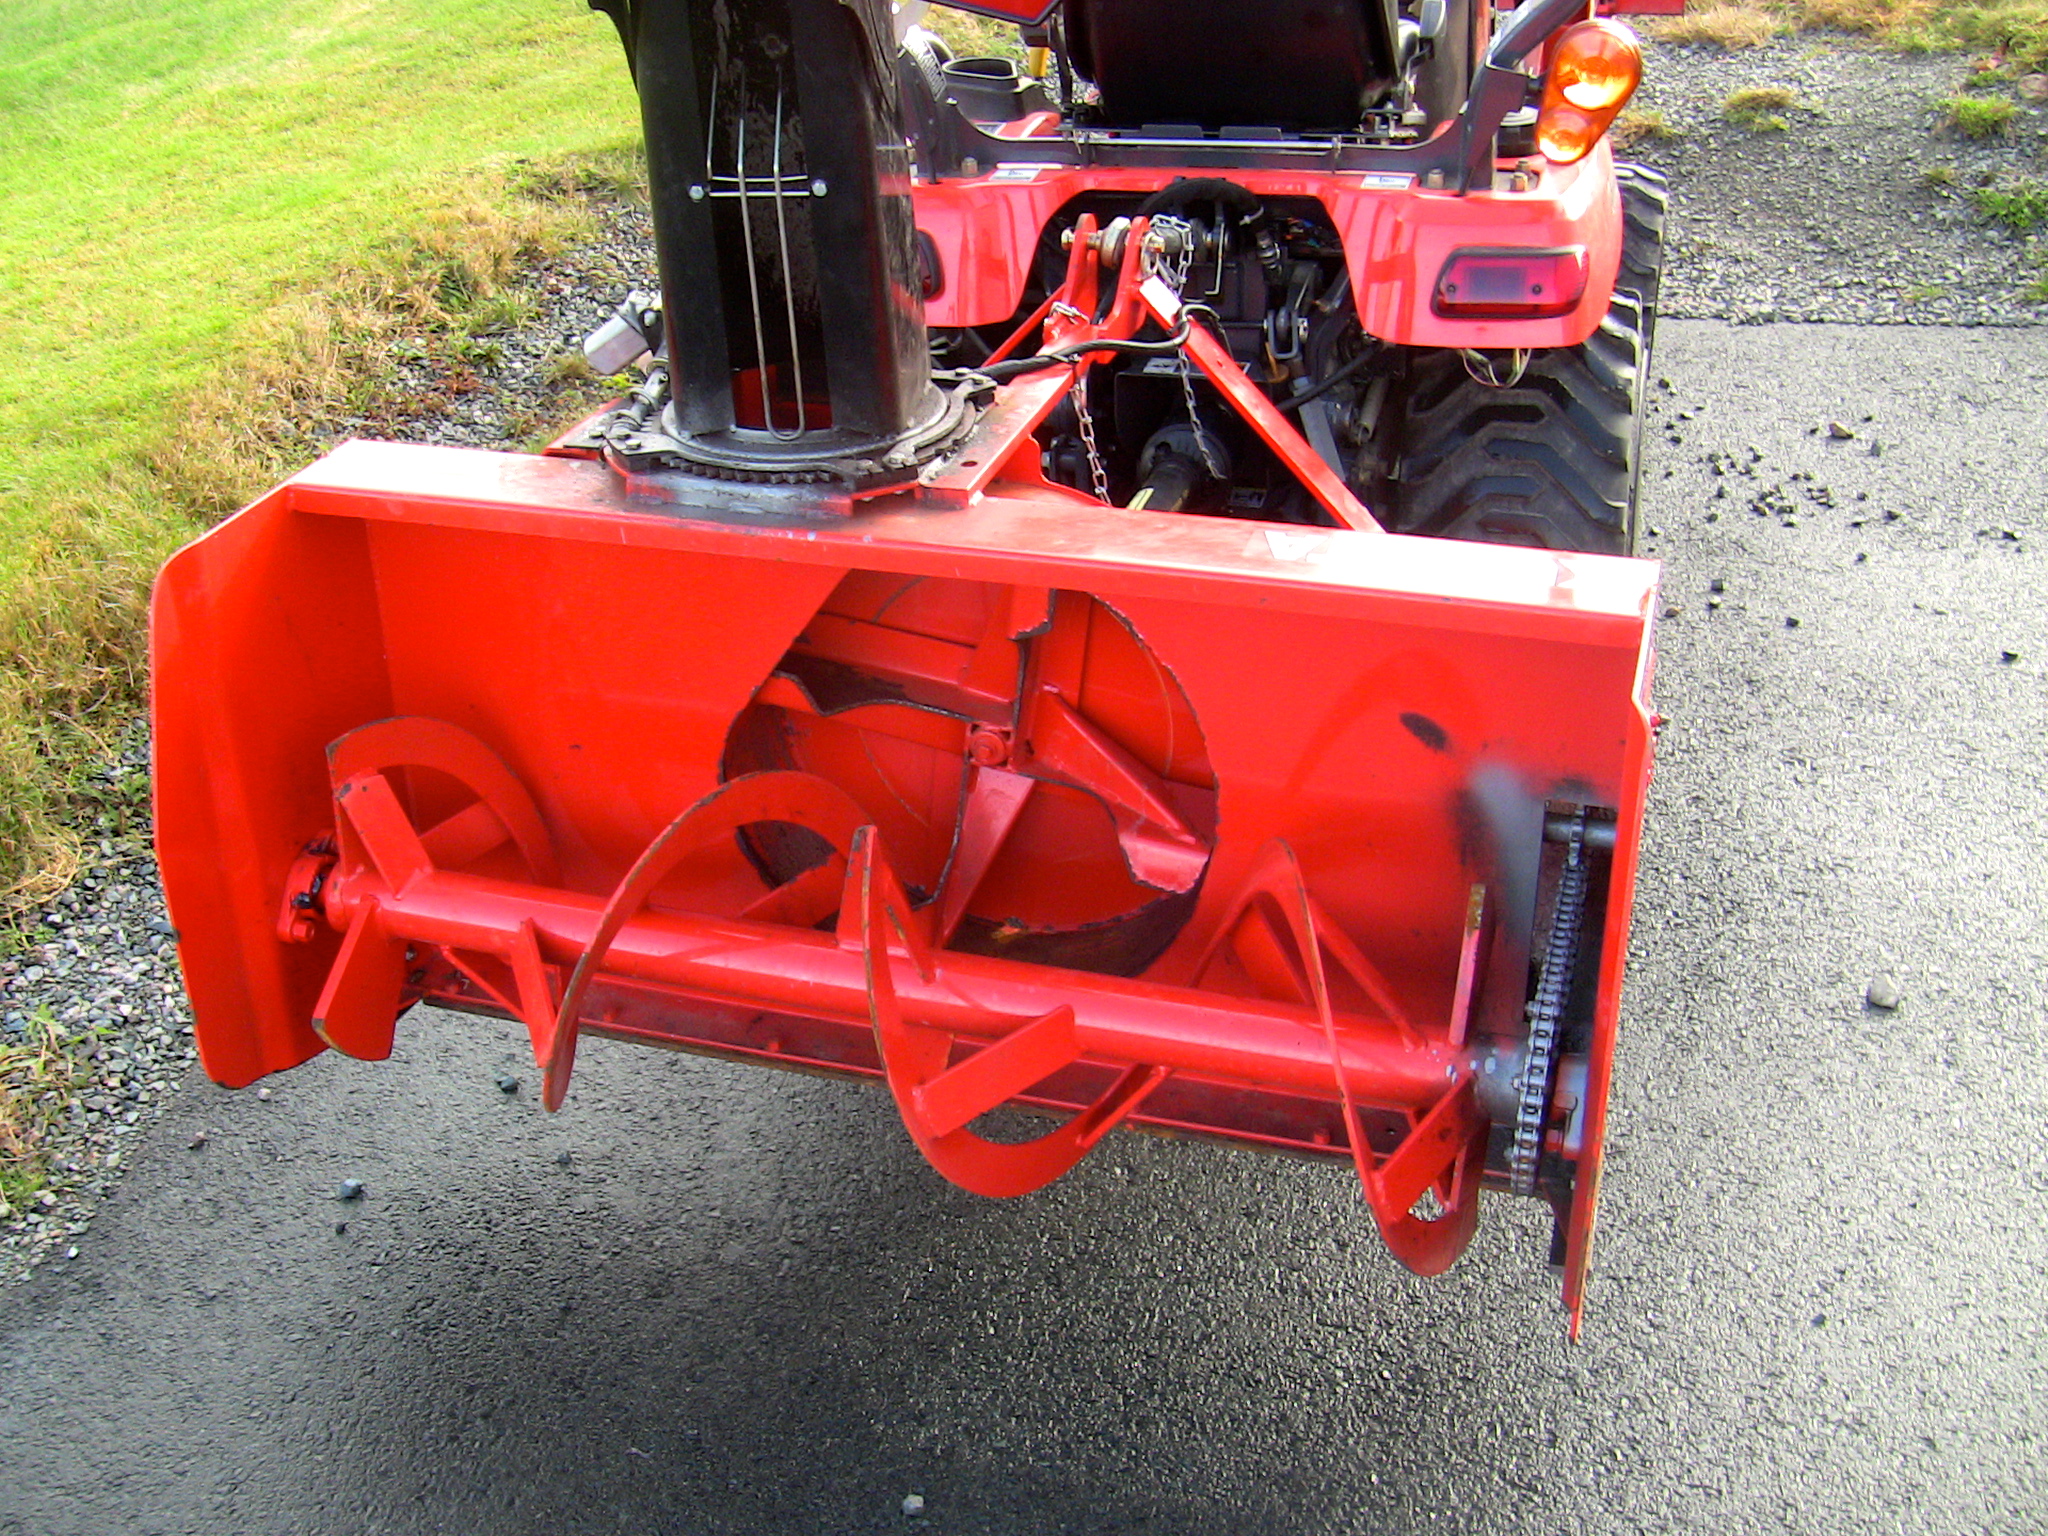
[1434, 246, 1589, 318]
[1537, 19, 1643, 165]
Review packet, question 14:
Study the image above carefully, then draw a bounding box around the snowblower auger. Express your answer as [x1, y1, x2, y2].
[154, 0, 1668, 1328]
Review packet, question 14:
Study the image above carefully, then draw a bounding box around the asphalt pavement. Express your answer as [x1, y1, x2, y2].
[0, 319, 2042, 1535]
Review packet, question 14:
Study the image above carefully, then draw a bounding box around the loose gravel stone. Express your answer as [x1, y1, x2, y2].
[1, 723, 199, 1285]
[334, 199, 659, 453]
[1867, 975, 1903, 1010]
[336, 1179, 366, 1202]
[902, 1494, 927, 1517]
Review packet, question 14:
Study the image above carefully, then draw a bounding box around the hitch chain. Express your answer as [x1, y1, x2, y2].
[1510, 812, 1589, 1197]
[1176, 324, 1224, 481]
[1147, 215, 1226, 481]
[1074, 377, 1110, 504]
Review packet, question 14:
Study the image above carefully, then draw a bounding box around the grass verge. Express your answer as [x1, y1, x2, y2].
[0, 1, 643, 905]
[1658, 4, 1785, 47]
[928, 9, 1030, 57]
[2, 3, 651, 1216]
[1653, 2, 2048, 67]
[0, 159, 633, 911]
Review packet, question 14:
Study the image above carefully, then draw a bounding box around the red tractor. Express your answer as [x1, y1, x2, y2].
[154, 0, 1676, 1330]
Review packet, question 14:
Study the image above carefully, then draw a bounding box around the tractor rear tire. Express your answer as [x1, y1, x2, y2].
[1614, 160, 1669, 358]
[1381, 163, 1667, 557]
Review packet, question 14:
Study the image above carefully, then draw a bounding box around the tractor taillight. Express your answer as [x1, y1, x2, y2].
[1434, 247, 1589, 318]
[1536, 19, 1642, 165]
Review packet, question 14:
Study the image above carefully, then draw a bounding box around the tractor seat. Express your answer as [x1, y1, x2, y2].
[1063, 0, 1403, 133]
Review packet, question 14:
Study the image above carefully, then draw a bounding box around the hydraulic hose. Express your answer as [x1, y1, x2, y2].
[976, 316, 1194, 381]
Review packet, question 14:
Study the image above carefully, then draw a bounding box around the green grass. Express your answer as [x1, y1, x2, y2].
[1940, 94, 2019, 135]
[0, 1, 635, 540]
[1612, 107, 1681, 147]
[1655, 2, 2048, 67]
[1889, 2, 2048, 69]
[928, 9, 1029, 58]
[0, 0, 643, 899]
[1723, 85, 1801, 129]
[1973, 177, 2048, 228]
[1656, 5, 1785, 47]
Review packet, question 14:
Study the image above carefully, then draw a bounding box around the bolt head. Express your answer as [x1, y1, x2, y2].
[967, 726, 1010, 767]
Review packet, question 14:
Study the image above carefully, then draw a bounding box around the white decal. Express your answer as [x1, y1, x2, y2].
[1257, 529, 1329, 564]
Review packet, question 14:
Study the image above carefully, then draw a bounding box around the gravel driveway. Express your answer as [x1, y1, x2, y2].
[1635, 36, 2048, 326]
[1, 33, 2044, 1536]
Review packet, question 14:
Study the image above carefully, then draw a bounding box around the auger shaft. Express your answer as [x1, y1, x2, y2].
[327, 865, 1465, 1114]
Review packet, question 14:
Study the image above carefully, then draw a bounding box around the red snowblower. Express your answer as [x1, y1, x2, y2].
[154, 0, 1675, 1329]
